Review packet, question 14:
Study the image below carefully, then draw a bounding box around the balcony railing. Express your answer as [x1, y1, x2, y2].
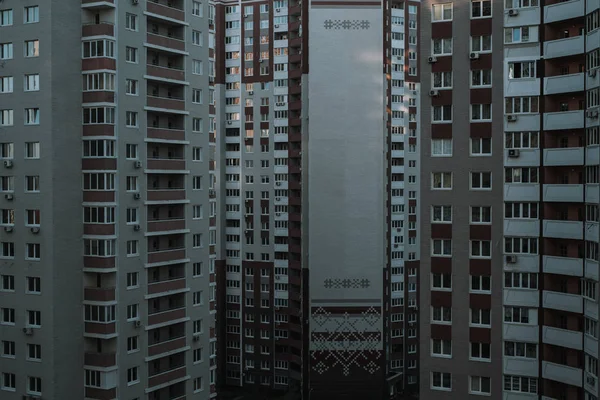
[147, 247, 186, 264]
[82, 22, 114, 37]
[146, 64, 185, 81]
[147, 0, 185, 21]
[146, 33, 186, 52]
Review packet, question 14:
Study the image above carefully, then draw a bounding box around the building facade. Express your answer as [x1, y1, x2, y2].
[0, 0, 216, 399]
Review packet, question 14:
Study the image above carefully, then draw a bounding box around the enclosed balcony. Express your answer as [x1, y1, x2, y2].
[147, 50, 186, 82]
[81, 0, 115, 9]
[542, 290, 583, 313]
[544, 73, 584, 95]
[543, 95, 585, 130]
[543, 325, 583, 351]
[542, 360, 582, 388]
[544, 0, 584, 24]
[544, 20, 585, 59]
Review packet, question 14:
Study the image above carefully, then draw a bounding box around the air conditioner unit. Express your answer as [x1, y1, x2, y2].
[227, 121, 233, 125]
[244, 13, 249, 18]
[396, 228, 401, 232]
[396, 56, 402, 60]
[507, 114, 518, 122]
[276, 197, 281, 201]
[193, 335, 200, 342]
[134, 161, 142, 169]
[209, 189, 216, 196]
[4, 226, 12, 233]
[245, 229, 251, 234]
[589, 69, 597, 78]
[276, 8, 281, 12]
[23, 327, 33, 335]
[275, 306, 280, 311]
[588, 110, 599, 118]
[30, 227, 40, 234]
[133, 320, 141, 328]
[275, 275, 281, 280]
[429, 90, 439, 97]
[276, 212, 281, 216]
[427, 56, 437, 64]
[4, 193, 13, 201]
[133, 193, 141, 200]
[133, 224, 141, 231]
[3, 160, 12, 168]
[248, 91, 254, 95]
[469, 52, 480, 60]
[506, 255, 517, 264]
[275, 24, 280, 28]
[276, 182, 282, 186]
[508, 9, 519, 16]
[132, 0, 139, 4]
[587, 374, 596, 386]
[508, 149, 520, 158]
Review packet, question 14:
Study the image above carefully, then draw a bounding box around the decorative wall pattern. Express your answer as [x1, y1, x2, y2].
[323, 19, 371, 30]
[323, 278, 371, 289]
[310, 306, 382, 376]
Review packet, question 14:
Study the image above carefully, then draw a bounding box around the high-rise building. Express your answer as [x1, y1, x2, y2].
[0, 1, 216, 399]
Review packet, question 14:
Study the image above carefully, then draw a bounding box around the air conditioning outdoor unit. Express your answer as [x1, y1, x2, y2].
[3, 160, 12, 168]
[134, 320, 141, 328]
[508, 149, 520, 158]
[23, 327, 33, 335]
[133, 224, 141, 231]
[588, 110, 599, 119]
[507, 115, 518, 122]
[30, 227, 40, 234]
[4, 226, 12, 233]
[132, 0, 139, 4]
[506, 255, 517, 264]
[428, 56, 437, 63]
[134, 161, 142, 168]
[469, 52, 480, 60]
[248, 91, 254, 95]
[508, 9, 518, 16]
[429, 90, 439, 97]
[4, 193, 13, 201]
[589, 69, 597, 78]
[133, 193, 141, 200]
[193, 335, 200, 342]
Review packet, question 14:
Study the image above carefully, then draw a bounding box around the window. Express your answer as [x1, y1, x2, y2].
[432, 105, 452, 122]
[470, 138, 491, 155]
[505, 167, 538, 183]
[127, 336, 139, 353]
[24, 74, 40, 91]
[471, 104, 492, 121]
[505, 131, 539, 149]
[26, 277, 41, 294]
[470, 342, 491, 361]
[1, 307, 15, 324]
[0, 9, 13, 26]
[471, 35, 492, 52]
[193, 234, 203, 248]
[583, 279, 597, 301]
[505, 0, 538, 9]
[504, 375, 537, 394]
[432, 205, 452, 223]
[24, 6, 39, 23]
[472, 69, 492, 87]
[432, 38, 452, 55]
[126, 240, 138, 256]
[470, 308, 491, 327]
[192, 59, 203, 75]
[194, 377, 204, 392]
[127, 367, 139, 385]
[1, 340, 15, 358]
[83, 107, 115, 124]
[470, 376, 491, 395]
[192, 1, 203, 16]
[27, 344, 41, 361]
[431, 339, 452, 357]
[125, 46, 138, 63]
[0, 109, 13, 126]
[125, 13, 137, 31]
[24, 40, 39, 57]
[27, 310, 41, 327]
[193, 290, 204, 305]
[0, 76, 13, 93]
[509, 61, 536, 79]
[26, 209, 41, 226]
[193, 262, 203, 276]
[26, 243, 41, 260]
[24, 108, 40, 125]
[431, 371, 452, 390]
[27, 376, 41, 395]
[470, 172, 491, 190]
[1, 275, 13, 291]
[0, 209, 14, 225]
[126, 176, 138, 192]
[125, 79, 138, 95]
[82, 39, 115, 58]
[586, 317, 598, 339]
[126, 208, 138, 224]
[0, 242, 15, 258]
[1, 372, 15, 390]
[126, 304, 139, 321]
[471, 275, 491, 293]
[505, 271, 538, 288]
[432, 3, 453, 21]
[432, 273, 452, 290]
[505, 27, 532, 44]
[431, 139, 452, 156]
[125, 111, 138, 127]
[432, 71, 452, 89]
[192, 30, 203, 46]
[432, 306, 452, 323]
[471, 0, 491, 18]
[504, 341, 537, 359]
[432, 239, 452, 256]
[0, 43, 13, 60]
[432, 172, 452, 189]
[471, 240, 492, 258]
[193, 176, 202, 190]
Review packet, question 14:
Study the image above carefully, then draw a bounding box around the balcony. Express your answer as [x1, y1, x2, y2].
[543, 255, 583, 277]
[147, 218, 186, 233]
[504, 113, 540, 132]
[504, 219, 539, 237]
[148, 278, 186, 296]
[82, 22, 114, 37]
[504, 289, 539, 307]
[146, 33, 186, 52]
[503, 357, 538, 377]
[84, 322, 116, 336]
[543, 220, 583, 240]
[147, 95, 186, 111]
[542, 290, 583, 313]
[81, 0, 115, 8]
[542, 361, 583, 387]
[147, 1, 185, 22]
[146, 158, 186, 171]
[84, 352, 117, 367]
[84, 287, 116, 302]
[504, 323, 539, 342]
[504, 183, 540, 202]
[148, 306, 186, 326]
[503, 6, 540, 28]
[147, 127, 185, 142]
[147, 189, 186, 202]
[543, 184, 583, 202]
[586, 184, 600, 204]
[543, 147, 584, 166]
[148, 365, 187, 390]
[544, 35, 585, 59]
[543, 110, 584, 130]
[147, 248, 186, 264]
[542, 325, 583, 350]
[504, 149, 540, 167]
[587, 146, 600, 166]
[148, 336, 187, 357]
[83, 256, 116, 270]
[544, 0, 584, 23]
[85, 387, 117, 400]
[146, 64, 186, 82]
[544, 73, 584, 95]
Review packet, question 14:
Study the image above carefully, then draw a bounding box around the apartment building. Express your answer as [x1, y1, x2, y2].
[0, 1, 215, 399]
[213, 0, 419, 399]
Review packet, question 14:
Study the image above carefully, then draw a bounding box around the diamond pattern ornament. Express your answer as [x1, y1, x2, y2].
[323, 19, 371, 30]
